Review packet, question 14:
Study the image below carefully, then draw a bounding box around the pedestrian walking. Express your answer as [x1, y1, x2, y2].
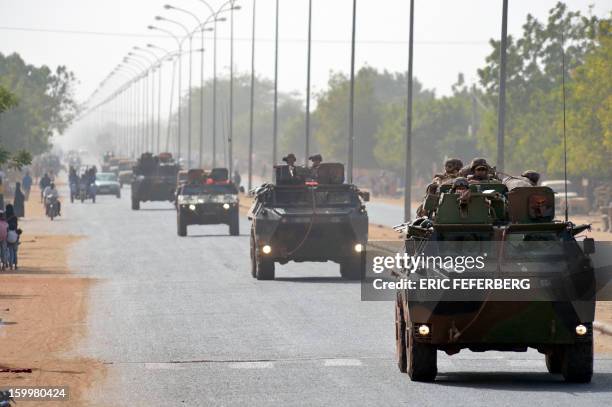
[0, 211, 8, 270]
[22, 171, 33, 201]
[5, 204, 19, 270]
[13, 182, 25, 218]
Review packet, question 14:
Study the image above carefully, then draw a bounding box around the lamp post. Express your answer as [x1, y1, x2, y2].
[272, 0, 279, 167]
[147, 44, 172, 153]
[135, 46, 163, 153]
[130, 50, 157, 153]
[148, 24, 183, 161]
[247, 0, 256, 191]
[305, 0, 312, 164]
[497, 0, 508, 172]
[348, 0, 357, 184]
[404, 0, 414, 222]
[126, 57, 149, 155]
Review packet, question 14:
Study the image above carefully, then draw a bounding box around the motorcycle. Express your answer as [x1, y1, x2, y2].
[79, 180, 96, 203]
[46, 196, 60, 220]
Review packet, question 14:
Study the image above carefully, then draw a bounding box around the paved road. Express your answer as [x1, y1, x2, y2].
[43, 186, 612, 406]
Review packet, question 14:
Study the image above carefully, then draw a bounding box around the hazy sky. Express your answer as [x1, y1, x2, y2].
[0, 0, 609, 103]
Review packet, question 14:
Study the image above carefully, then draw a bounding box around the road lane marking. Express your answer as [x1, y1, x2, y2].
[228, 361, 274, 369]
[323, 359, 362, 367]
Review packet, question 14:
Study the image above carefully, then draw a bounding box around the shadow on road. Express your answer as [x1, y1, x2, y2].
[435, 371, 612, 393]
[274, 276, 359, 284]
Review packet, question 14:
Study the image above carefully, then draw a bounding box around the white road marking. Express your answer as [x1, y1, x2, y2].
[323, 358, 362, 367]
[228, 361, 274, 369]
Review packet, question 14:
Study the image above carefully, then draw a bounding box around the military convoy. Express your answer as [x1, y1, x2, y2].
[394, 172, 597, 383]
[248, 162, 369, 280]
[176, 168, 240, 236]
[131, 152, 180, 210]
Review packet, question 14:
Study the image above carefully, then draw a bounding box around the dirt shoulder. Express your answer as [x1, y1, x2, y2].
[0, 189, 105, 406]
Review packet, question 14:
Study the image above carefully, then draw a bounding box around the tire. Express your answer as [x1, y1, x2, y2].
[395, 297, 407, 373]
[131, 198, 140, 210]
[250, 231, 257, 278]
[545, 349, 563, 374]
[407, 326, 437, 382]
[339, 252, 365, 280]
[229, 214, 239, 236]
[561, 337, 593, 383]
[255, 246, 275, 280]
[177, 215, 187, 237]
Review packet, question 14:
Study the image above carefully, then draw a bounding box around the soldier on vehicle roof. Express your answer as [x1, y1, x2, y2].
[309, 154, 323, 179]
[521, 170, 540, 186]
[433, 158, 463, 185]
[466, 158, 493, 182]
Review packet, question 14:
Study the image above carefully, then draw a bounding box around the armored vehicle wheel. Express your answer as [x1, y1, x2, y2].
[395, 298, 407, 373]
[250, 231, 257, 278]
[229, 216, 239, 236]
[561, 337, 593, 383]
[545, 350, 563, 374]
[255, 248, 275, 280]
[177, 215, 187, 237]
[131, 198, 140, 210]
[407, 327, 437, 382]
[339, 253, 365, 280]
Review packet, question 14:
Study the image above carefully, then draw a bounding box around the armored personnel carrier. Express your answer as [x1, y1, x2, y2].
[131, 152, 180, 210]
[394, 178, 596, 383]
[248, 162, 369, 280]
[176, 168, 239, 236]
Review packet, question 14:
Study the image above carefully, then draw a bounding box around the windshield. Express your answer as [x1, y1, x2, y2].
[96, 173, 117, 182]
[273, 188, 356, 206]
[181, 184, 238, 196]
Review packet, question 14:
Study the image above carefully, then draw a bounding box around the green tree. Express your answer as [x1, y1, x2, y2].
[0, 52, 77, 154]
[0, 84, 18, 114]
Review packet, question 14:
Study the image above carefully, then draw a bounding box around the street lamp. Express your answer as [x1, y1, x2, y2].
[272, 0, 279, 167]
[228, 1, 242, 179]
[305, 0, 312, 164]
[129, 51, 156, 153]
[348, 0, 357, 185]
[135, 46, 164, 153]
[148, 24, 183, 161]
[247, 0, 257, 191]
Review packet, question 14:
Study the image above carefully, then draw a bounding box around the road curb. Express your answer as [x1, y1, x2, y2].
[594, 321, 612, 336]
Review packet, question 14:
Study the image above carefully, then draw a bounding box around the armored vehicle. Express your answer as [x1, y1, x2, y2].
[394, 179, 596, 383]
[248, 162, 369, 280]
[131, 152, 180, 210]
[176, 168, 239, 237]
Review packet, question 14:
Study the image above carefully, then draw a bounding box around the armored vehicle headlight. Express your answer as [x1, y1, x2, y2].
[223, 203, 230, 210]
[575, 324, 588, 336]
[417, 324, 430, 336]
[189, 204, 196, 211]
[354, 243, 364, 253]
[262, 245, 272, 254]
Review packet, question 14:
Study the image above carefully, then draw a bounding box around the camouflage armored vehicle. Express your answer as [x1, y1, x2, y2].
[394, 178, 596, 383]
[248, 162, 369, 280]
[176, 168, 239, 236]
[131, 152, 180, 210]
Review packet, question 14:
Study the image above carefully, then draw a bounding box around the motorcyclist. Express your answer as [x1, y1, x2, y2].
[43, 182, 61, 216]
[39, 172, 51, 203]
[69, 166, 79, 199]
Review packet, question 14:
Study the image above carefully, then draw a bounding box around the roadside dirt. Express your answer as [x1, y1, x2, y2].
[0, 190, 105, 406]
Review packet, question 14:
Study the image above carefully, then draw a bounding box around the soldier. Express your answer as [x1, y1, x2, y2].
[309, 154, 323, 179]
[467, 158, 492, 182]
[521, 170, 540, 186]
[433, 158, 463, 185]
[452, 177, 471, 207]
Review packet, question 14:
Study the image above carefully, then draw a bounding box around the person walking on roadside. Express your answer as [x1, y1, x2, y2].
[22, 171, 33, 201]
[13, 182, 25, 218]
[0, 211, 8, 270]
[5, 204, 19, 270]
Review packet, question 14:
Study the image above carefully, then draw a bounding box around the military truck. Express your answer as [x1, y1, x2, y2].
[394, 179, 596, 383]
[248, 162, 369, 280]
[176, 168, 239, 236]
[131, 152, 180, 210]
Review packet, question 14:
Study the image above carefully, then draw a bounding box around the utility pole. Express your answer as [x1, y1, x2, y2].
[497, 0, 508, 171]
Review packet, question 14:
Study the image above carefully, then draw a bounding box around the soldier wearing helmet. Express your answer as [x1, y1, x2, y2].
[468, 158, 492, 182]
[433, 158, 463, 185]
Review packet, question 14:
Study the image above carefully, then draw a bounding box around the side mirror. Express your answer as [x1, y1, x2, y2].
[583, 238, 595, 255]
[359, 191, 370, 202]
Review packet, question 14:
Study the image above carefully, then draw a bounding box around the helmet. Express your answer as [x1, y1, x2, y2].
[452, 177, 469, 190]
[445, 158, 463, 172]
[521, 170, 540, 186]
[470, 158, 490, 171]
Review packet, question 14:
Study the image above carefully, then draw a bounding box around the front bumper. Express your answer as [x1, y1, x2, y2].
[178, 202, 238, 224]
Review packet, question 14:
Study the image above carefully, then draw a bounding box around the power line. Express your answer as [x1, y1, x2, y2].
[0, 26, 488, 46]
